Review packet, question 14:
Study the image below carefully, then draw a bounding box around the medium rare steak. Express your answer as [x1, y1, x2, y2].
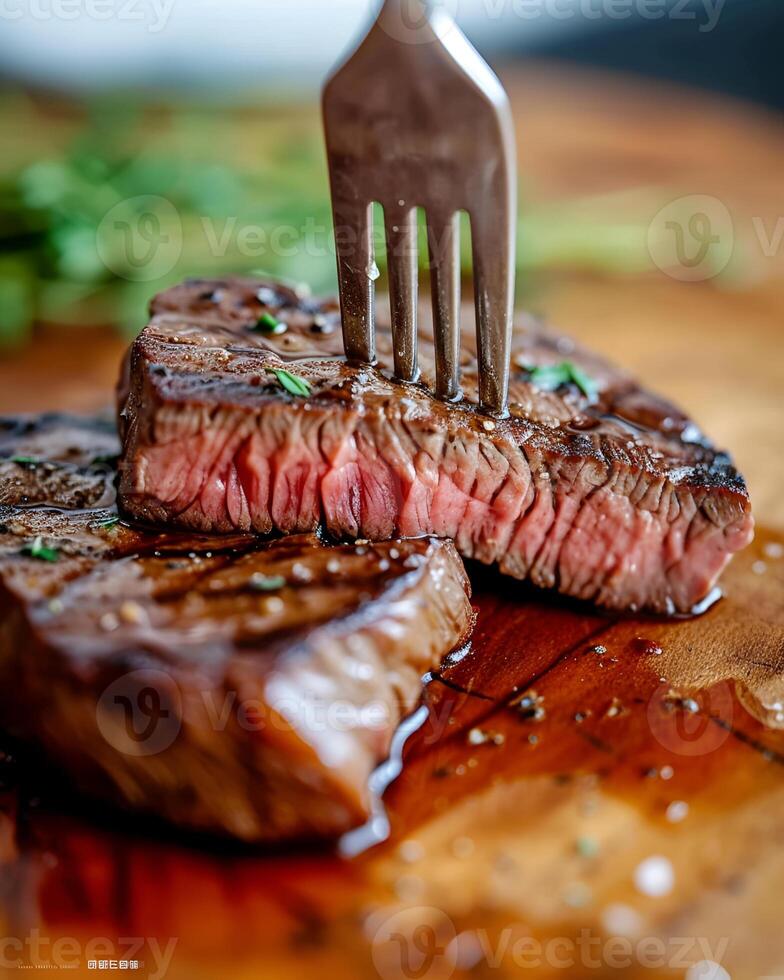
[0, 414, 472, 842]
[118, 277, 753, 615]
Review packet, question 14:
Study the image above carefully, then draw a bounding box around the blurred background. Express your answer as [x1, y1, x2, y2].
[0, 0, 782, 518]
[1, 0, 782, 345]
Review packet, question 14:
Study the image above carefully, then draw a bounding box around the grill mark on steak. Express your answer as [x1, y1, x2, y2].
[0, 413, 473, 843]
[118, 276, 754, 614]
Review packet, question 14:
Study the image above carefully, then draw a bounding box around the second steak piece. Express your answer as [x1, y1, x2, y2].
[119, 277, 754, 615]
[0, 414, 473, 842]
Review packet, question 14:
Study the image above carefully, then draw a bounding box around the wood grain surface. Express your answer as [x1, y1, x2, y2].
[0, 63, 783, 980]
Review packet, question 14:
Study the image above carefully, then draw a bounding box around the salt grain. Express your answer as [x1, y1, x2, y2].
[291, 562, 313, 583]
[634, 855, 674, 897]
[119, 601, 147, 626]
[468, 727, 505, 747]
[100, 613, 120, 632]
[666, 800, 689, 823]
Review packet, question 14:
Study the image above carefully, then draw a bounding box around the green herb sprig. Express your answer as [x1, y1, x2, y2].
[10, 455, 38, 466]
[249, 574, 287, 592]
[21, 536, 60, 562]
[266, 368, 311, 397]
[252, 312, 287, 335]
[522, 361, 598, 400]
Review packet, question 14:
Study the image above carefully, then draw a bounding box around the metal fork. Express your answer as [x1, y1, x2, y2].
[322, 0, 517, 415]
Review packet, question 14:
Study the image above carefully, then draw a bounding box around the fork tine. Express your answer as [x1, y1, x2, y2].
[427, 211, 461, 401]
[384, 205, 419, 382]
[471, 207, 515, 415]
[331, 194, 375, 363]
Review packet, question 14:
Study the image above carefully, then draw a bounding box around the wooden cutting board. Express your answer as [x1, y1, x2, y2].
[2, 63, 784, 980]
[1, 526, 782, 980]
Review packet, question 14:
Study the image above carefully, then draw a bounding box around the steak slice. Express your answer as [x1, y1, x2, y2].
[0, 414, 472, 842]
[118, 277, 753, 615]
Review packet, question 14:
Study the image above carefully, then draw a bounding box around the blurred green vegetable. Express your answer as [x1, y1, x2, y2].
[0, 98, 335, 346]
[1, 95, 726, 352]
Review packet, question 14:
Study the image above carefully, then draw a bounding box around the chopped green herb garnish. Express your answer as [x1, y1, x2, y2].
[249, 573, 287, 592]
[21, 536, 59, 562]
[266, 368, 311, 397]
[252, 312, 287, 335]
[568, 364, 599, 400]
[10, 455, 38, 465]
[98, 517, 120, 530]
[522, 361, 598, 400]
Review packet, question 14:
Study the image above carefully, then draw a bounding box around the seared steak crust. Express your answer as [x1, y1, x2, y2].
[118, 277, 753, 614]
[0, 414, 473, 842]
